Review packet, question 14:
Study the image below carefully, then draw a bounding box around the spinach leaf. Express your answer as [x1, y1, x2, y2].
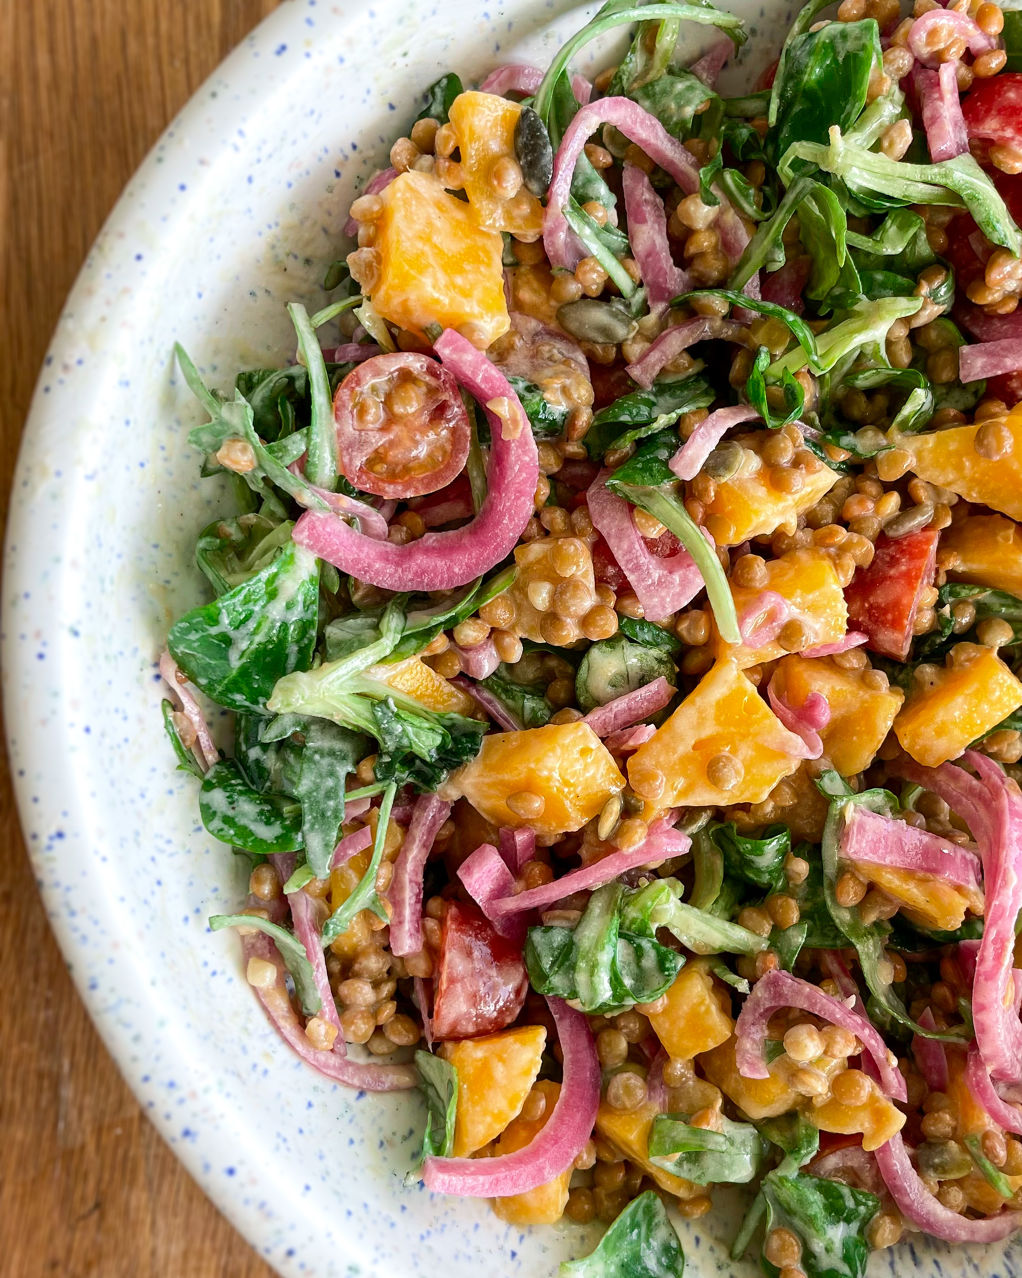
[195, 514, 294, 595]
[505, 376, 571, 438]
[797, 183, 861, 305]
[412, 1050, 458, 1168]
[732, 1113, 821, 1261]
[168, 542, 320, 714]
[1004, 8, 1022, 71]
[322, 782, 397, 942]
[586, 376, 715, 458]
[575, 634, 677, 712]
[477, 668, 554, 728]
[606, 438, 741, 643]
[371, 698, 487, 791]
[709, 821, 790, 892]
[770, 20, 881, 163]
[210, 913, 321, 1015]
[781, 133, 1022, 255]
[649, 1113, 765, 1183]
[526, 884, 684, 1015]
[618, 616, 682, 653]
[199, 759, 303, 855]
[560, 1190, 686, 1277]
[766, 0, 836, 128]
[416, 72, 463, 124]
[845, 207, 936, 273]
[620, 878, 771, 955]
[761, 1172, 879, 1278]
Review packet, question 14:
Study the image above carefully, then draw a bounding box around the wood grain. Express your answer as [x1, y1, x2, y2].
[1, 3, 280, 1274]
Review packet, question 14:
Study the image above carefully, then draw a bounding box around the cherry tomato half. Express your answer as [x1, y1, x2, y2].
[334, 351, 470, 499]
[430, 901, 528, 1041]
[962, 72, 1022, 153]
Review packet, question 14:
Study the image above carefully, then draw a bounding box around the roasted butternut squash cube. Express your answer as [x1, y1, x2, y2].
[453, 719, 626, 837]
[369, 171, 509, 348]
[882, 406, 1022, 519]
[809, 1079, 906, 1152]
[647, 959, 734, 1060]
[440, 1024, 547, 1157]
[771, 654, 904, 776]
[942, 514, 1022, 597]
[852, 862, 981, 932]
[628, 660, 805, 807]
[699, 1037, 802, 1121]
[366, 656, 477, 716]
[446, 92, 544, 237]
[715, 549, 848, 667]
[700, 432, 840, 546]
[491, 1081, 572, 1225]
[596, 1099, 699, 1198]
[894, 642, 1022, 767]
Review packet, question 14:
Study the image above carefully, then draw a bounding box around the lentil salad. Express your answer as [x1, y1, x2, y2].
[162, 0, 1022, 1272]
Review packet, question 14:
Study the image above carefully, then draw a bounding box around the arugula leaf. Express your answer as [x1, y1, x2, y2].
[586, 376, 715, 458]
[168, 542, 320, 714]
[291, 720, 364, 879]
[199, 759, 303, 855]
[371, 698, 487, 791]
[563, 201, 638, 297]
[674, 289, 819, 363]
[526, 883, 684, 1015]
[709, 821, 790, 892]
[632, 71, 717, 139]
[609, 11, 684, 95]
[818, 773, 967, 1041]
[322, 782, 397, 942]
[781, 130, 1022, 255]
[287, 302, 337, 490]
[234, 365, 309, 443]
[766, 0, 836, 128]
[505, 376, 571, 439]
[161, 700, 205, 779]
[770, 19, 882, 163]
[575, 634, 677, 712]
[416, 72, 463, 124]
[761, 1172, 879, 1278]
[747, 345, 806, 429]
[412, 1050, 458, 1169]
[195, 514, 294, 595]
[798, 183, 862, 305]
[209, 913, 320, 1015]
[649, 1113, 765, 1184]
[690, 827, 724, 911]
[561, 1190, 686, 1277]
[533, 1, 746, 126]
[845, 207, 936, 272]
[606, 434, 741, 643]
[621, 877, 770, 954]
[477, 668, 554, 728]
[618, 615, 683, 653]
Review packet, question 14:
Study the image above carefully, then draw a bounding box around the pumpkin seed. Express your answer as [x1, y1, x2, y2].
[916, 1140, 972, 1181]
[556, 298, 638, 345]
[884, 503, 933, 539]
[514, 106, 554, 197]
[703, 440, 745, 481]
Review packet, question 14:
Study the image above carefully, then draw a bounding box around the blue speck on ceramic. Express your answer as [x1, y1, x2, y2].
[4, 0, 1021, 1275]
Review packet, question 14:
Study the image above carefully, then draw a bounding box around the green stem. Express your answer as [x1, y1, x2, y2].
[616, 483, 741, 643]
[287, 301, 337, 491]
[321, 782, 397, 944]
[310, 296, 364, 328]
[563, 203, 637, 298]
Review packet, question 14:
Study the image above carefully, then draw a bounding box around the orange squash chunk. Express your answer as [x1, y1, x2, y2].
[852, 862, 981, 932]
[647, 960, 734, 1060]
[894, 642, 1022, 767]
[596, 1099, 699, 1198]
[453, 719, 626, 837]
[699, 1037, 802, 1120]
[771, 654, 903, 776]
[441, 1024, 546, 1157]
[628, 660, 805, 808]
[810, 1079, 906, 1152]
[370, 171, 509, 348]
[881, 405, 1022, 519]
[491, 1080, 572, 1225]
[715, 549, 847, 667]
[700, 432, 840, 546]
[446, 92, 544, 237]
[942, 514, 1022, 597]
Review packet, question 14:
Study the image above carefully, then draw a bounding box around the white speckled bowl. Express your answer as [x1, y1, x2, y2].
[5, 0, 1021, 1274]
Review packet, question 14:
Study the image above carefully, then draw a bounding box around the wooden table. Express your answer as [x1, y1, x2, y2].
[1, 3, 280, 1273]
